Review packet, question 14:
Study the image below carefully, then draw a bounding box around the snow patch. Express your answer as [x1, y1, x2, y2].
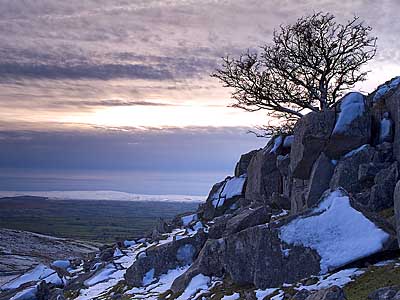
[373, 76, 400, 102]
[270, 136, 283, 153]
[1, 264, 58, 290]
[279, 189, 390, 273]
[181, 214, 198, 226]
[343, 144, 368, 158]
[143, 269, 155, 286]
[176, 274, 211, 300]
[333, 92, 365, 134]
[283, 135, 294, 148]
[9, 286, 38, 300]
[255, 288, 278, 300]
[221, 293, 241, 300]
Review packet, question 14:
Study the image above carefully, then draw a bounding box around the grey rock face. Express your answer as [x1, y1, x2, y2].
[124, 231, 207, 287]
[277, 154, 290, 177]
[326, 92, 371, 159]
[369, 162, 399, 211]
[235, 149, 259, 177]
[201, 180, 227, 221]
[305, 153, 335, 209]
[245, 145, 282, 204]
[290, 111, 336, 180]
[290, 178, 309, 214]
[330, 144, 376, 193]
[368, 286, 400, 300]
[305, 286, 346, 300]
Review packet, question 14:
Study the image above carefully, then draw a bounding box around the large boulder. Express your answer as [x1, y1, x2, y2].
[326, 92, 371, 159]
[172, 189, 395, 294]
[290, 110, 335, 180]
[235, 149, 259, 177]
[330, 144, 376, 193]
[245, 137, 283, 204]
[369, 162, 399, 211]
[368, 286, 400, 300]
[124, 231, 207, 287]
[305, 152, 335, 209]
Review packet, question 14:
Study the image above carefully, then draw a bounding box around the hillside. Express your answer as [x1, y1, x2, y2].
[3, 76, 400, 299]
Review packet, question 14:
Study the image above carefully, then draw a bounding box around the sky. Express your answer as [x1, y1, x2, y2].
[1, 0, 400, 195]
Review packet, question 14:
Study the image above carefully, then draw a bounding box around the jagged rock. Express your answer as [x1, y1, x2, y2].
[172, 189, 395, 294]
[330, 144, 376, 193]
[245, 139, 283, 204]
[235, 149, 259, 177]
[99, 246, 115, 262]
[369, 162, 399, 211]
[207, 214, 232, 239]
[290, 110, 336, 180]
[375, 142, 394, 163]
[305, 286, 346, 300]
[368, 286, 400, 300]
[290, 178, 309, 214]
[305, 153, 335, 209]
[326, 92, 371, 159]
[125, 231, 207, 287]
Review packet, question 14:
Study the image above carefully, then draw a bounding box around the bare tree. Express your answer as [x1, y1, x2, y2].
[212, 12, 377, 136]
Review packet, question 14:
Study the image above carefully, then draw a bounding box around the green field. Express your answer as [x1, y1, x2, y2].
[0, 196, 199, 243]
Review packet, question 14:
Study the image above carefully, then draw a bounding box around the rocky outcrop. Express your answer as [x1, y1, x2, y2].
[171, 189, 395, 294]
[125, 231, 207, 287]
[245, 137, 283, 204]
[290, 110, 335, 180]
[325, 92, 371, 159]
[235, 149, 259, 177]
[330, 144, 376, 193]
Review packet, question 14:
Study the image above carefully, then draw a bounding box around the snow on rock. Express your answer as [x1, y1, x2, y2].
[84, 264, 118, 287]
[1, 264, 58, 290]
[123, 240, 136, 248]
[255, 288, 278, 300]
[379, 117, 393, 143]
[176, 274, 211, 300]
[143, 268, 155, 286]
[270, 136, 283, 153]
[9, 285, 38, 300]
[333, 92, 366, 134]
[343, 144, 368, 158]
[221, 293, 241, 300]
[212, 176, 246, 207]
[113, 248, 123, 257]
[126, 266, 190, 298]
[51, 260, 70, 269]
[373, 76, 400, 102]
[181, 214, 198, 226]
[279, 189, 390, 273]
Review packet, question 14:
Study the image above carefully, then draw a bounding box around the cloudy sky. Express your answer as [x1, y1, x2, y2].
[1, 0, 399, 195]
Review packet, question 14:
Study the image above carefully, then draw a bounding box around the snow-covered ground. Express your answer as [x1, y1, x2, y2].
[0, 190, 205, 203]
